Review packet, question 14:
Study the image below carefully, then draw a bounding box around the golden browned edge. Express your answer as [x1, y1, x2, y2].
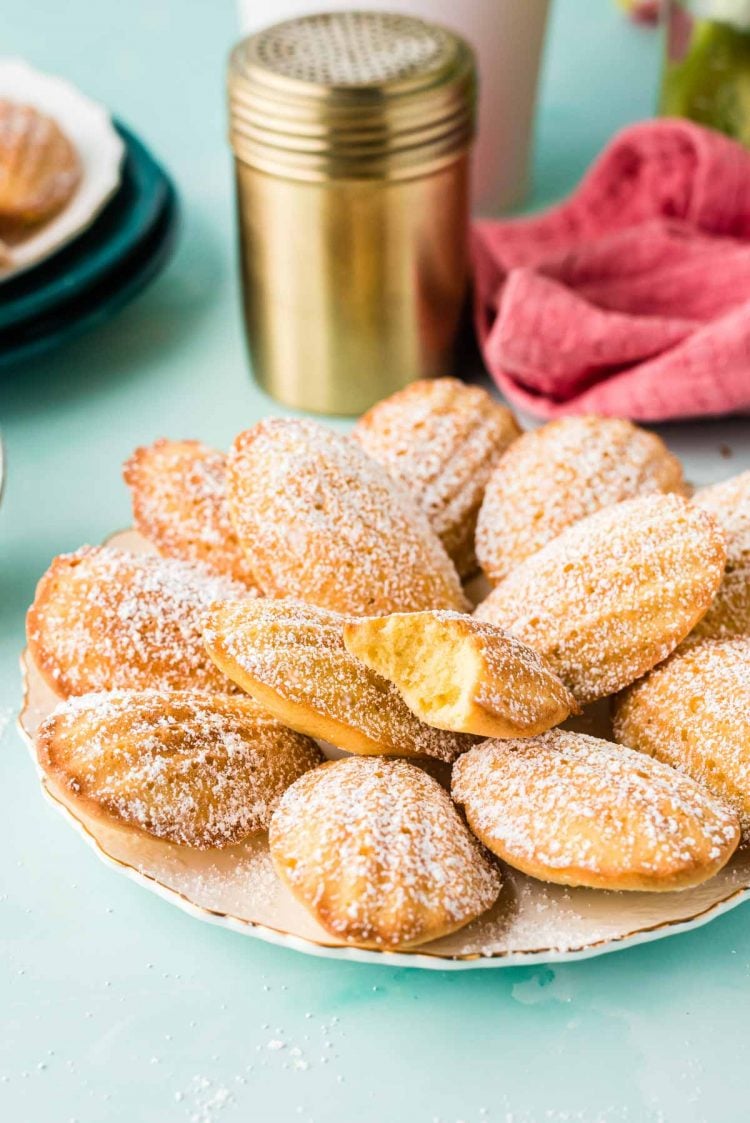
[15, 527, 750, 962]
[268, 830, 491, 953]
[205, 640, 400, 758]
[205, 609, 469, 762]
[21, 643, 750, 960]
[342, 614, 579, 738]
[461, 814, 738, 893]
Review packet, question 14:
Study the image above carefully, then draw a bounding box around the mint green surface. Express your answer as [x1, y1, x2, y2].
[3, 3, 750, 1121]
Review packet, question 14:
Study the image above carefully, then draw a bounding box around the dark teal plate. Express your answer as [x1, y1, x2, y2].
[0, 121, 174, 332]
[0, 184, 178, 369]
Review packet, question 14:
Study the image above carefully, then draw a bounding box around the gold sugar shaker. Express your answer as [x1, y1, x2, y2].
[228, 11, 476, 415]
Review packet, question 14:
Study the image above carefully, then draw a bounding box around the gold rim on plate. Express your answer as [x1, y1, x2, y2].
[17, 529, 750, 969]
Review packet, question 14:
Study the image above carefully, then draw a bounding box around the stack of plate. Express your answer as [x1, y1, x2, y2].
[0, 61, 178, 370]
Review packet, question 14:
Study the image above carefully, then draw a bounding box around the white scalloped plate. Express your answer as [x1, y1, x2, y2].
[18, 529, 750, 968]
[0, 58, 124, 281]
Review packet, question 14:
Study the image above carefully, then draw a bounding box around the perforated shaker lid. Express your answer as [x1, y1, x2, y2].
[228, 11, 476, 181]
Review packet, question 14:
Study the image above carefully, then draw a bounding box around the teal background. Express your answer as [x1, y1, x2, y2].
[2, 3, 749, 1121]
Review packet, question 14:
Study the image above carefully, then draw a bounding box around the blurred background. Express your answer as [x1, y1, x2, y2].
[4, 4, 750, 1122]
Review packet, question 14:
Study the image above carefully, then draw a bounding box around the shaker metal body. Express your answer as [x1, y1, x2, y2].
[228, 12, 476, 415]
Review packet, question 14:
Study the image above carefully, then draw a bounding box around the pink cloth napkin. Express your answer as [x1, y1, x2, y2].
[473, 119, 750, 420]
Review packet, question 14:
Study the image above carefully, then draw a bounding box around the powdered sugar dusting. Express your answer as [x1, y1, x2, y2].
[269, 756, 501, 947]
[27, 546, 251, 697]
[24, 640, 750, 959]
[38, 689, 323, 848]
[353, 378, 520, 577]
[226, 418, 468, 615]
[204, 599, 476, 762]
[345, 609, 576, 735]
[442, 611, 577, 729]
[614, 635, 750, 832]
[693, 469, 750, 638]
[452, 730, 739, 888]
[474, 494, 726, 704]
[123, 439, 259, 588]
[476, 416, 687, 584]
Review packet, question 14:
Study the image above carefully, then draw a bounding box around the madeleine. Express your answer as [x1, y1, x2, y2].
[270, 757, 501, 948]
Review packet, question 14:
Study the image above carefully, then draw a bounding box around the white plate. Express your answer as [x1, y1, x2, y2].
[0, 59, 125, 282]
[18, 529, 750, 969]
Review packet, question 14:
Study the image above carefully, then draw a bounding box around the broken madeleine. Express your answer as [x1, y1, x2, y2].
[343, 610, 577, 738]
[204, 598, 476, 763]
